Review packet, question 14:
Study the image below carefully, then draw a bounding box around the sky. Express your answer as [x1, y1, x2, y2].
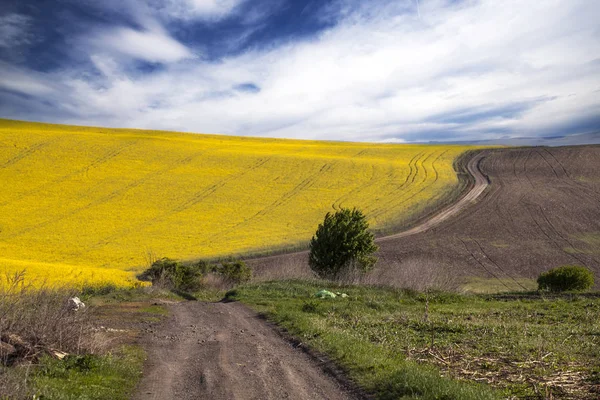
[0, 0, 599, 143]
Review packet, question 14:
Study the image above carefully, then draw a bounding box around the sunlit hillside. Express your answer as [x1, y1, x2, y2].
[0, 119, 475, 287]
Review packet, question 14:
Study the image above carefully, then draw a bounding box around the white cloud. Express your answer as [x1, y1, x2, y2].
[87, 27, 194, 63]
[0, 63, 55, 96]
[185, 0, 244, 17]
[153, 0, 247, 20]
[0, 13, 34, 49]
[2, 0, 600, 142]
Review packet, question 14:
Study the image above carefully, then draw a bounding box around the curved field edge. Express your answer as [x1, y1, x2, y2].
[0, 119, 483, 287]
[228, 150, 489, 263]
[371, 148, 487, 237]
[231, 281, 600, 400]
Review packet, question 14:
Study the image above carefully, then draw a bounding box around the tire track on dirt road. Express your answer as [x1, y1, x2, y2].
[134, 301, 360, 400]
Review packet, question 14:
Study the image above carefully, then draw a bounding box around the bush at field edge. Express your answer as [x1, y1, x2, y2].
[537, 265, 594, 292]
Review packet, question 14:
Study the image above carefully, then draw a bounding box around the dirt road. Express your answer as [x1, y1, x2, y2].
[133, 301, 357, 400]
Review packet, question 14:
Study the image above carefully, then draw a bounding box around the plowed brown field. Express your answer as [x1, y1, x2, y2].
[250, 146, 600, 291]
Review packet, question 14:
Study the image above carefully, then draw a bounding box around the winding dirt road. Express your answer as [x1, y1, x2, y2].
[134, 301, 358, 400]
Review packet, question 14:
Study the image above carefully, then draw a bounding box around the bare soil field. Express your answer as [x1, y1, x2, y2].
[249, 146, 600, 290]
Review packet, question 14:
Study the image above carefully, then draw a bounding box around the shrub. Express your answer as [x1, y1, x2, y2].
[214, 261, 252, 285]
[309, 207, 378, 280]
[192, 259, 252, 287]
[81, 283, 118, 297]
[141, 258, 203, 291]
[194, 260, 215, 275]
[223, 289, 239, 301]
[0, 271, 95, 367]
[537, 265, 595, 292]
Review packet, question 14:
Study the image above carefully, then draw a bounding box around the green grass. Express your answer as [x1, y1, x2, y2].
[230, 280, 600, 399]
[568, 232, 600, 255]
[460, 277, 537, 294]
[1, 346, 145, 400]
[139, 304, 169, 315]
[576, 232, 600, 247]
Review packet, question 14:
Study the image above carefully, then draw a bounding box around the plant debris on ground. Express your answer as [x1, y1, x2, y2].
[231, 281, 600, 400]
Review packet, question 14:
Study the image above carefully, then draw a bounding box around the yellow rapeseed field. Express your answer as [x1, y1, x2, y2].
[0, 119, 475, 287]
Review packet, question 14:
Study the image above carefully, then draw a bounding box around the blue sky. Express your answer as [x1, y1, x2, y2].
[0, 0, 599, 142]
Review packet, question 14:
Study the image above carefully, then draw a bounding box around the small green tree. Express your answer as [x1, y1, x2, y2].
[309, 207, 378, 279]
[537, 265, 594, 292]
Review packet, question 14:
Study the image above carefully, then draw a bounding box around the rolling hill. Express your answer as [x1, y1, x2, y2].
[0, 119, 474, 287]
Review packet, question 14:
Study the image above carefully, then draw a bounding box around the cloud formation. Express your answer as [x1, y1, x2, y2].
[0, 13, 33, 49]
[0, 0, 598, 142]
[87, 27, 195, 63]
[155, 0, 248, 20]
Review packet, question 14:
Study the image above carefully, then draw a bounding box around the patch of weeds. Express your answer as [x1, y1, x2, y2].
[86, 286, 184, 306]
[410, 321, 465, 335]
[573, 232, 600, 248]
[223, 289, 239, 301]
[365, 300, 383, 311]
[460, 277, 537, 294]
[301, 300, 320, 313]
[139, 304, 168, 315]
[81, 284, 119, 297]
[193, 288, 227, 302]
[28, 346, 145, 400]
[40, 354, 101, 378]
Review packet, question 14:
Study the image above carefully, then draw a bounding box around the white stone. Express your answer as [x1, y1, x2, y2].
[68, 297, 85, 311]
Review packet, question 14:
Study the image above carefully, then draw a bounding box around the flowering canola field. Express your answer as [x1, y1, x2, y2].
[0, 119, 474, 287]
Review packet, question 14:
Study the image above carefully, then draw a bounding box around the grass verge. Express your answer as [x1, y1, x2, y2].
[459, 277, 537, 294]
[1, 346, 145, 400]
[1, 282, 174, 399]
[230, 280, 600, 399]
